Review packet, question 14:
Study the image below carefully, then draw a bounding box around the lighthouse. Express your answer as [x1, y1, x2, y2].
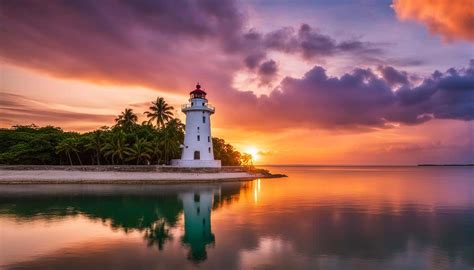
[171, 84, 221, 168]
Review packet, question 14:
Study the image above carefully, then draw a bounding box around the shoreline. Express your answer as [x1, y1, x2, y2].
[0, 165, 286, 184]
[0, 170, 264, 184]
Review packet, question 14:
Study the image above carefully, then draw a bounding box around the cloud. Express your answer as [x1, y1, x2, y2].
[244, 52, 266, 69]
[392, 0, 474, 42]
[0, 0, 247, 92]
[1, 0, 471, 134]
[0, 1, 386, 91]
[257, 60, 278, 86]
[377, 66, 409, 87]
[221, 60, 474, 130]
[0, 92, 113, 130]
[261, 24, 383, 60]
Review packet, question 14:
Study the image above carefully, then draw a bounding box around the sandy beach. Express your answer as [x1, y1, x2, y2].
[0, 170, 262, 184]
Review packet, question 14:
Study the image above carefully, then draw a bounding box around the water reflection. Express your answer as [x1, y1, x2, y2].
[0, 183, 245, 266]
[0, 167, 473, 269]
[180, 189, 216, 261]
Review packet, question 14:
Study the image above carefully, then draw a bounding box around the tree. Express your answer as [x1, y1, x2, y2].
[151, 138, 163, 165]
[56, 137, 81, 165]
[115, 108, 138, 132]
[84, 130, 104, 165]
[144, 97, 175, 129]
[158, 119, 184, 164]
[101, 131, 129, 165]
[212, 138, 241, 166]
[241, 153, 252, 166]
[126, 138, 153, 165]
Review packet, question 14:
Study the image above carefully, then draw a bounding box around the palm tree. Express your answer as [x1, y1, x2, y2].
[151, 138, 163, 165]
[115, 108, 138, 132]
[56, 137, 82, 165]
[126, 138, 153, 165]
[158, 119, 184, 164]
[101, 131, 129, 164]
[144, 97, 175, 129]
[84, 130, 104, 165]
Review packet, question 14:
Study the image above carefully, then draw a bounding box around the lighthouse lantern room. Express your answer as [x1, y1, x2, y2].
[171, 84, 221, 168]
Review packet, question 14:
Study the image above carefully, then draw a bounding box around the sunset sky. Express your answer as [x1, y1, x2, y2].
[1, 0, 473, 165]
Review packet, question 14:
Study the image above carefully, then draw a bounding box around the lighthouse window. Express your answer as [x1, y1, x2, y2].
[208, 147, 211, 153]
[197, 126, 200, 131]
[191, 102, 194, 106]
[197, 135, 200, 141]
[208, 136, 210, 142]
[202, 116, 206, 123]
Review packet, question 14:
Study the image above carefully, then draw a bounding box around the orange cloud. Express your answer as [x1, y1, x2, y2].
[392, 0, 474, 42]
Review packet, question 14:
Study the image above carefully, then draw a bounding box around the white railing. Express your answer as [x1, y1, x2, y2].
[181, 103, 192, 110]
[206, 104, 215, 111]
[181, 103, 215, 112]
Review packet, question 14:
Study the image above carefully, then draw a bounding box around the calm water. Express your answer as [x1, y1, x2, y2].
[0, 166, 473, 270]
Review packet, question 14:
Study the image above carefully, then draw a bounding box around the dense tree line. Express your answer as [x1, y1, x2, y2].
[0, 97, 249, 166]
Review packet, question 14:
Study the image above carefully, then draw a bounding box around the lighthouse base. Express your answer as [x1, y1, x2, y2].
[171, 159, 221, 168]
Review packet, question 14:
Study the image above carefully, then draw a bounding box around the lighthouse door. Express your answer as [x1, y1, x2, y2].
[194, 151, 200, 160]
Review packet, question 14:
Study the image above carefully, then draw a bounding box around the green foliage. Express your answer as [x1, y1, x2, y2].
[126, 138, 153, 165]
[212, 138, 242, 166]
[101, 130, 129, 165]
[0, 125, 75, 165]
[144, 97, 175, 129]
[56, 137, 82, 165]
[0, 97, 243, 166]
[114, 108, 138, 132]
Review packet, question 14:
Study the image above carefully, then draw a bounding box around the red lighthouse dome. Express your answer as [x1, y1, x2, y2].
[190, 83, 207, 99]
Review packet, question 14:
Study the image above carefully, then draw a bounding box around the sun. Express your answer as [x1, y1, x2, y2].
[245, 147, 260, 161]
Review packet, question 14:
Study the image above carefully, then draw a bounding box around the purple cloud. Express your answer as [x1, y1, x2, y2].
[377, 66, 409, 87]
[261, 24, 383, 60]
[257, 59, 278, 86]
[221, 60, 474, 130]
[0, 0, 247, 92]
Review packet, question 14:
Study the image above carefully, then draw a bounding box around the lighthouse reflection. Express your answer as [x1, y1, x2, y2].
[180, 189, 216, 261]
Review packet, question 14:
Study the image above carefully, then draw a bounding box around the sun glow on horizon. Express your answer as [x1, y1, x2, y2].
[245, 147, 260, 162]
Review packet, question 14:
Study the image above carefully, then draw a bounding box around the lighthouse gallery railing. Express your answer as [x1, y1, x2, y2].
[181, 103, 215, 112]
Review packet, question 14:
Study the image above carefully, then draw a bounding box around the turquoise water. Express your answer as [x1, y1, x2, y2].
[0, 166, 473, 269]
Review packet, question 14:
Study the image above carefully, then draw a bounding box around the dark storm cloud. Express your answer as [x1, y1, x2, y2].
[222, 60, 474, 130]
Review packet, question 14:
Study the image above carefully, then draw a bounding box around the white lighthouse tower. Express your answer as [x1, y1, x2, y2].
[171, 84, 221, 168]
